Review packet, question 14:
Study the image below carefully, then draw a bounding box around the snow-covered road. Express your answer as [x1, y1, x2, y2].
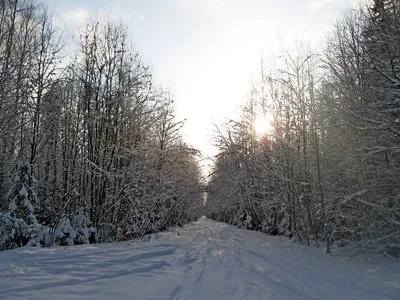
[1, 218, 400, 299]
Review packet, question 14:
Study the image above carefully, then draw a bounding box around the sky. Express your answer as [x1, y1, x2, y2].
[45, 0, 357, 173]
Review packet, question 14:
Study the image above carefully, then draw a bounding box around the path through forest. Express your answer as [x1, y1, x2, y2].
[1, 218, 399, 299]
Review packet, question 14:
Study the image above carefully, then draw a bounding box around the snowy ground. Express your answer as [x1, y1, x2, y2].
[1, 218, 400, 300]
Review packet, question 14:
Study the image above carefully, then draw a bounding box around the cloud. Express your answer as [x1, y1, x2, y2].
[54, 3, 146, 30]
[95, 5, 145, 26]
[59, 8, 89, 25]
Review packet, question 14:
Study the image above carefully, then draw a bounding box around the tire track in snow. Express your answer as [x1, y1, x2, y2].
[171, 222, 248, 300]
[170, 222, 216, 300]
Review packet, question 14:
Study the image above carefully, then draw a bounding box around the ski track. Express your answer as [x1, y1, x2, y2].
[1, 218, 400, 299]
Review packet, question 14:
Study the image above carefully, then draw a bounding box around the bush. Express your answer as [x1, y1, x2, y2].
[0, 212, 29, 251]
[54, 217, 76, 246]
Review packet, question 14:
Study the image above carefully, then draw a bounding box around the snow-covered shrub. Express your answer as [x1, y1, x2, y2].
[71, 208, 89, 244]
[71, 208, 96, 244]
[261, 220, 270, 233]
[54, 210, 97, 246]
[278, 215, 291, 237]
[55, 217, 76, 246]
[8, 159, 38, 225]
[27, 224, 40, 247]
[243, 214, 253, 229]
[116, 218, 140, 241]
[37, 225, 52, 247]
[233, 211, 254, 230]
[232, 215, 239, 226]
[0, 157, 39, 251]
[0, 212, 28, 251]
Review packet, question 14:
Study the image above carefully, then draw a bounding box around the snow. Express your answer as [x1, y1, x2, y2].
[0, 218, 399, 300]
[19, 186, 28, 199]
[8, 200, 17, 211]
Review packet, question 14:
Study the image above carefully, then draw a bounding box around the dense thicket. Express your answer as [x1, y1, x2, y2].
[206, 0, 400, 256]
[0, 0, 203, 250]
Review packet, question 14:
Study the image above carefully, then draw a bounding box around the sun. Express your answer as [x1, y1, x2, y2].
[254, 114, 273, 136]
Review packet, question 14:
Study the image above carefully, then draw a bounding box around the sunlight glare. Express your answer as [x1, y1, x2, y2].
[254, 114, 273, 136]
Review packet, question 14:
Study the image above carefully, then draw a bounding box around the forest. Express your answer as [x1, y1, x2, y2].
[205, 0, 400, 257]
[1, 1, 400, 299]
[1, 0, 400, 260]
[0, 0, 204, 250]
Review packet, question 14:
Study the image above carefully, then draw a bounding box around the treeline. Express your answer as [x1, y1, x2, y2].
[0, 0, 203, 251]
[206, 0, 400, 256]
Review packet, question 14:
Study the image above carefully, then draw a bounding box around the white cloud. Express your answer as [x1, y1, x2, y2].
[95, 6, 145, 26]
[55, 4, 145, 30]
[59, 8, 89, 25]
